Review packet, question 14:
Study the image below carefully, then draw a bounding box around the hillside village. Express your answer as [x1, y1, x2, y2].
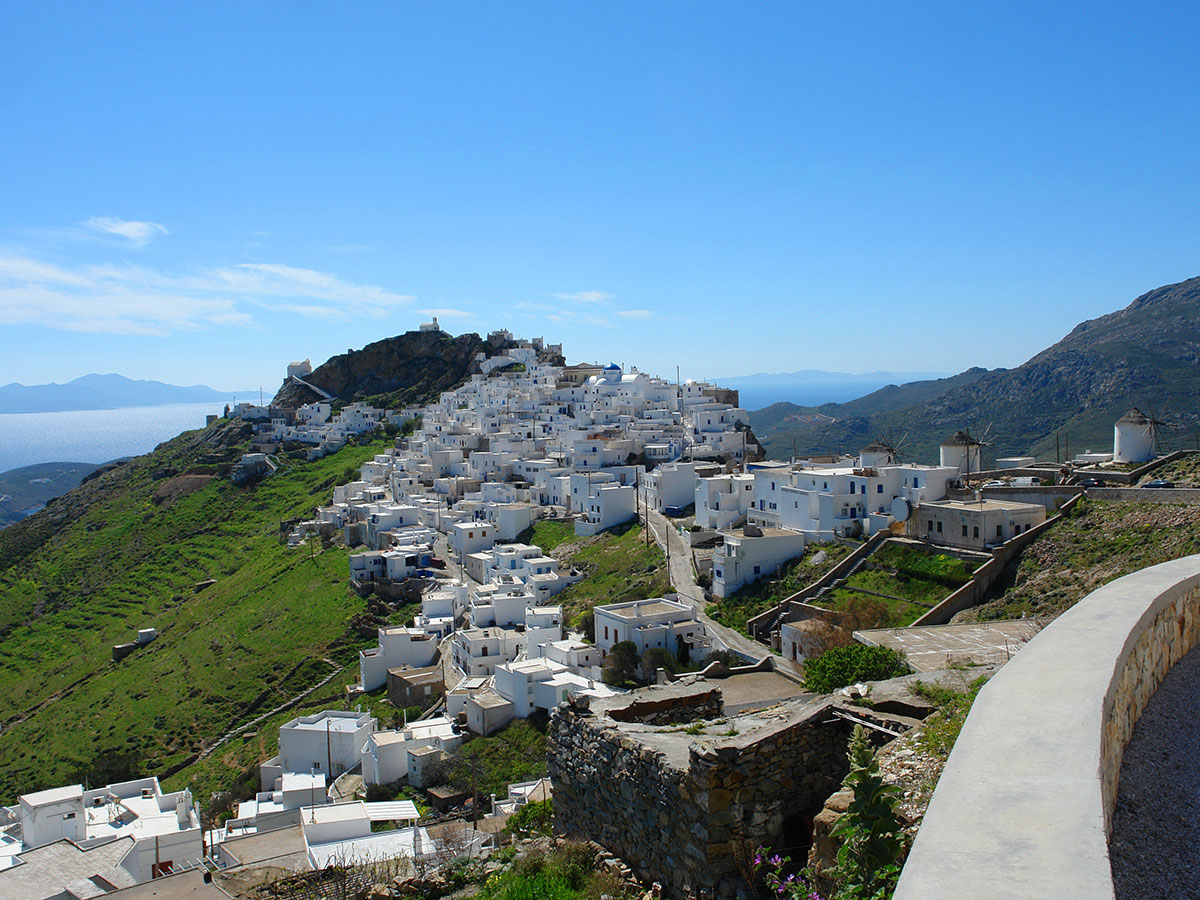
[1, 323, 1198, 900]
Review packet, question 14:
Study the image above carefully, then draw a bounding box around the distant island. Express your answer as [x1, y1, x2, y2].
[0, 461, 101, 527]
[0, 373, 254, 414]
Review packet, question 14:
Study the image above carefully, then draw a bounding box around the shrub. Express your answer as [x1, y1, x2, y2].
[801, 645, 909, 694]
[504, 799, 553, 837]
[829, 725, 907, 898]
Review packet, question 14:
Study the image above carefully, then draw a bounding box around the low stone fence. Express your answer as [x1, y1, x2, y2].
[893, 554, 1200, 900]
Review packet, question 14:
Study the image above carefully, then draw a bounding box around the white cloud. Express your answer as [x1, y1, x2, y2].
[616, 309, 654, 320]
[552, 290, 614, 304]
[0, 253, 414, 335]
[82, 216, 169, 247]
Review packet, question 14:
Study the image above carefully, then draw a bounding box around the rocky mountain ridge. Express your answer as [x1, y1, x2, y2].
[751, 276, 1200, 463]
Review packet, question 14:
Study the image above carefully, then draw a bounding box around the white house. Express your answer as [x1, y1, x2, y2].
[694, 472, 755, 530]
[451, 626, 525, 678]
[360, 627, 440, 691]
[450, 521, 497, 561]
[917, 498, 1046, 550]
[575, 483, 636, 536]
[360, 716, 464, 786]
[301, 800, 430, 870]
[230, 772, 328, 831]
[711, 526, 808, 598]
[4, 778, 203, 886]
[640, 460, 700, 513]
[265, 711, 376, 786]
[594, 595, 702, 656]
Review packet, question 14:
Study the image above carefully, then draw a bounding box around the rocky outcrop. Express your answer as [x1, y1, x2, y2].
[272, 330, 565, 408]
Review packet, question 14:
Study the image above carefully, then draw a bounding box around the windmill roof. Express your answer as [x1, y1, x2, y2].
[941, 430, 983, 447]
[861, 440, 894, 453]
[1116, 408, 1152, 426]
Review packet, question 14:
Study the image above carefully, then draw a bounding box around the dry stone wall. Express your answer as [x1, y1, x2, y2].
[549, 687, 854, 899]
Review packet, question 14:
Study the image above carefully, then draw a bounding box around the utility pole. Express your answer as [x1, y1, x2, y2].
[471, 755, 479, 831]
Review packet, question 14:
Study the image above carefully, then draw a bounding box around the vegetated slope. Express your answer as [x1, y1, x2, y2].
[0, 421, 391, 804]
[0, 462, 99, 528]
[752, 276, 1200, 462]
[272, 329, 564, 408]
[521, 520, 670, 629]
[957, 499, 1200, 623]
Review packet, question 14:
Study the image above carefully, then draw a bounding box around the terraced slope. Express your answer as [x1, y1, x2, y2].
[0, 421, 392, 803]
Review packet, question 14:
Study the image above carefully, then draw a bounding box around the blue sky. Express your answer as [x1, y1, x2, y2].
[2, 2, 1198, 393]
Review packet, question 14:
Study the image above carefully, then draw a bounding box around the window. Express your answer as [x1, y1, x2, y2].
[936, 521, 943, 533]
[996, 525, 1003, 537]
[927, 520, 933, 531]
[482, 646, 488, 657]
[849, 483, 855, 494]
[973, 526, 979, 538]
[604, 626, 609, 640]
[753, 565, 761, 575]
[877, 484, 883, 493]
[962, 525, 968, 537]
[63, 812, 76, 820]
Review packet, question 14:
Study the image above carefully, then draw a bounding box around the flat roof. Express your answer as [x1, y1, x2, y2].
[922, 498, 1045, 513]
[855, 619, 1052, 672]
[20, 785, 83, 806]
[599, 598, 689, 619]
[286, 716, 368, 734]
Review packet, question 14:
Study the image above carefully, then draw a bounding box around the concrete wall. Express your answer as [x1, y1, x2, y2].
[894, 554, 1200, 900]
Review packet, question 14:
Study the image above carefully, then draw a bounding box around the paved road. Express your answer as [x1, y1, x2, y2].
[644, 509, 769, 662]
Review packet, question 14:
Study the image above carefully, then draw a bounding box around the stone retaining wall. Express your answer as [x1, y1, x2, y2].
[549, 690, 854, 899]
[893, 554, 1200, 900]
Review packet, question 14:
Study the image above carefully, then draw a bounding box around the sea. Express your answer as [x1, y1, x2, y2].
[0, 402, 225, 474]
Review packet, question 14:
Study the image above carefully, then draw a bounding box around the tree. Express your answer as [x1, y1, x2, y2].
[829, 725, 907, 899]
[602, 641, 639, 686]
[801, 645, 909, 694]
[676, 634, 690, 667]
[640, 647, 679, 683]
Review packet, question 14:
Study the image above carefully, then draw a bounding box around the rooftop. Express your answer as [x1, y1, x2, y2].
[598, 597, 691, 619]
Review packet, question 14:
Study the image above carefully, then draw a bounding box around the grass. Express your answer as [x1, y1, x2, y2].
[479, 843, 627, 900]
[909, 676, 989, 759]
[0, 423, 395, 804]
[546, 522, 670, 628]
[707, 542, 855, 636]
[447, 718, 550, 798]
[519, 520, 577, 553]
[820, 588, 928, 627]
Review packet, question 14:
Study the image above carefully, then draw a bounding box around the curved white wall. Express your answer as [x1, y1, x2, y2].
[894, 554, 1200, 900]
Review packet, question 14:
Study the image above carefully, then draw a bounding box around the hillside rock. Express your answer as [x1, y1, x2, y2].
[272, 329, 564, 408]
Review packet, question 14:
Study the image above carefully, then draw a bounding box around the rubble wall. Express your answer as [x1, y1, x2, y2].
[549, 700, 853, 899]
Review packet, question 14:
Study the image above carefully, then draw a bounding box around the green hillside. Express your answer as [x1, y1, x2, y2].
[751, 277, 1200, 463]
[0, 421, 392, 804]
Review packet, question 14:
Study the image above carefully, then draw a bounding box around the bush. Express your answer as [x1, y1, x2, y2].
[504, 799, 553, 837]
[801, 645, 909, 694]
